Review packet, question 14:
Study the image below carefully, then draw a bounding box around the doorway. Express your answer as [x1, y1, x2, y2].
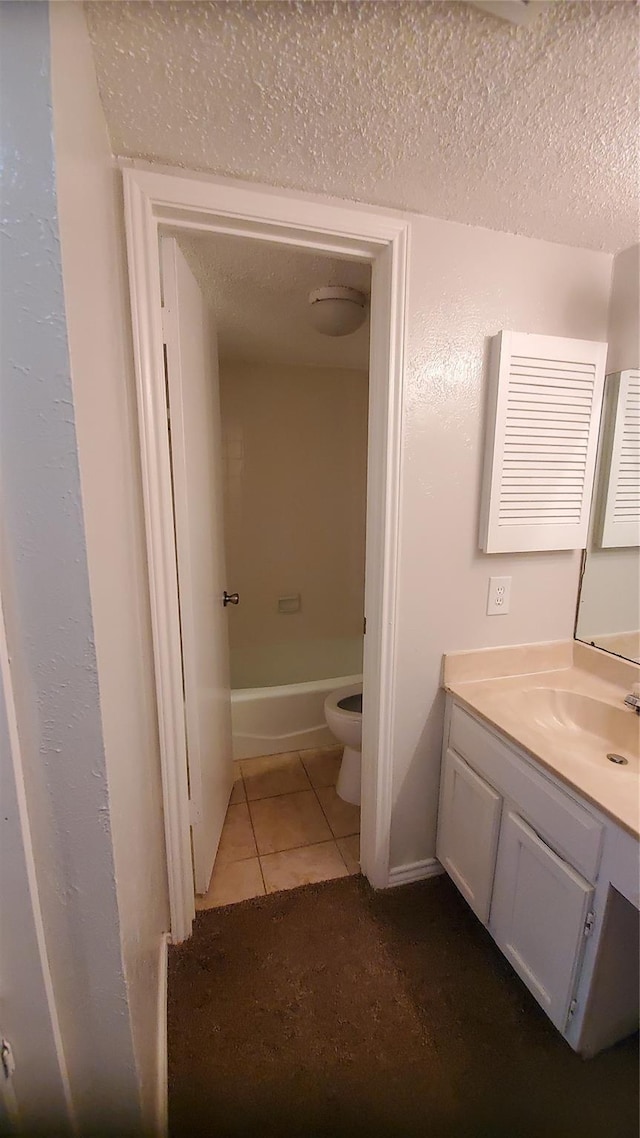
[122, 165, 408, 942]
[165, 229, 371, 908]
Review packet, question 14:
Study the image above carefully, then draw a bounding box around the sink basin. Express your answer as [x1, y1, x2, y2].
[516, 688, 639, 769]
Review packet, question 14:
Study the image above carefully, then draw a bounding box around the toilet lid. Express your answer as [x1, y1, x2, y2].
[337, 692, 362, 714]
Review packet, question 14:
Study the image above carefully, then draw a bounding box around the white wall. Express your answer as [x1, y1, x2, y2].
[220, 363, 368, 688]
[49, 7, 613, 904]
[49, 1, 169, 1127]
[576, 243, 640, 652]
[606, 243, 639, 374]
[390, 217, 612, 868]
[0, 594, 72, 1132]
[0, 2, 143, 1130]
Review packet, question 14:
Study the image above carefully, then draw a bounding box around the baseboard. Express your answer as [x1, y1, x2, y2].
[387, 857, 444, 887]
[155, 934, 169, 1138]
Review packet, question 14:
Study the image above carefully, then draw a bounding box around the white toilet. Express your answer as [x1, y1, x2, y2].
[323, 682, 362, 806]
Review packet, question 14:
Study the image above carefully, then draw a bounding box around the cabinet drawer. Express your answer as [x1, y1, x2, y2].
[449, 703, 603, 882]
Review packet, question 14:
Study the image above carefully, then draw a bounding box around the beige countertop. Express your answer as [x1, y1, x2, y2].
[443, 642, 640, 839]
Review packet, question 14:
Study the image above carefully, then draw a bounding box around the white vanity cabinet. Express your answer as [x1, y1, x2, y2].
[489, 810, 593, 1031]
[437, 695, 639, 1054]
[437, 750, 501, 923]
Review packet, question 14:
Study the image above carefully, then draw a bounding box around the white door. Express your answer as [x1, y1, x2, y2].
[437, 749, 502, 924]
[489, 811, 593, 1031]
[161, 237, 234, 895]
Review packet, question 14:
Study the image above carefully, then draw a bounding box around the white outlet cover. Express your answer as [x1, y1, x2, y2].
[487, 576, 512, 616]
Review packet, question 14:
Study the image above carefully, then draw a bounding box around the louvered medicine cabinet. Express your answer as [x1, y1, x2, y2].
[480, 331, 608, 553]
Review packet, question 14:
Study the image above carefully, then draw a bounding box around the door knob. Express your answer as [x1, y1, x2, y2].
[223, 591, 240, 606]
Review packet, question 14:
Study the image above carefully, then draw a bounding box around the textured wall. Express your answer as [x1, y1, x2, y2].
[85, 0, 639, 252]
[390, 215, 612, 868]
[220, 363, 368, 688]
[0, 601, 72, 1130]
[0, 1, 141, 1127]
[51, 2, 614, 891]
[49, 1, 170, 1127]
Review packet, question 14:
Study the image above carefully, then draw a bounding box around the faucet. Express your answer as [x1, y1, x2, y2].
[623, 691, 640, 714]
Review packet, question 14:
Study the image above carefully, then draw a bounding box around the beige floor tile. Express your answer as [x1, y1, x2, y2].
[337, 834, 360, 875]
[261, 841, 348, 894]
[300, 745, 343, 788]
[249, 790, 332, 855]
[315, 785, 361, 839]
[229, 763, 246, 804]
[216, 802, 257, 865]
[196, 858, 264, 909]
[240, 752, 311, 800]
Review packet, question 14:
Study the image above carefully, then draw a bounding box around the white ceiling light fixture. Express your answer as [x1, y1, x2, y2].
[308, 286, 368, 337]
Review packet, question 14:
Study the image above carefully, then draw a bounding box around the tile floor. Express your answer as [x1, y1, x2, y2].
[196, 745, 360, 909]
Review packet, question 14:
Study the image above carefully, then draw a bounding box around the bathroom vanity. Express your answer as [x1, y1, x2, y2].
[436, 642, 639, 1057]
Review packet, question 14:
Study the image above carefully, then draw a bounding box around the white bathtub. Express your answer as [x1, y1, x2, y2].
[230, 673, 362, 760]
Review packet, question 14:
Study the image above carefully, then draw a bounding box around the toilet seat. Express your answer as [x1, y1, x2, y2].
[324, 682, 363, 806]
[324, 682, 362, 721]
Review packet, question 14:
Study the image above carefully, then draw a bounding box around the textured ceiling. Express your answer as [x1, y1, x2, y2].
[86, 0, 639, 253]
[173, 229, 371, 367]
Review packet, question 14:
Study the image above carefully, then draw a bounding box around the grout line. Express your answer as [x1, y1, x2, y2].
[257, 857, 269, 896]
[206, 754, 350, 906]
[248, 788, 341, 857]
[260, 837, 340, 860]
[244, 797, 266, 892]
[243, 784, 314, 804]
[254, 836, 335, 856]
[333, 838, 350, 873]
[256, 858, 267, 894]
[312, 781, 340, 839]
[260, 838, 350, 888]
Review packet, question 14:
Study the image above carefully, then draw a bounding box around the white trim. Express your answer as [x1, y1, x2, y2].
[123, 173, 196, 943]
[387, 858, 445, 887]
[122, 165, 409, 939]
[154, 934, 169, 1138]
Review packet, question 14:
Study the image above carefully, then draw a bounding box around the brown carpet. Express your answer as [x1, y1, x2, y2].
[168, 874, 638, 1138]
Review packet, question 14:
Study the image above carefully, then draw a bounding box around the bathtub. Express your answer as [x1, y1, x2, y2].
[230, 673, 362, 760]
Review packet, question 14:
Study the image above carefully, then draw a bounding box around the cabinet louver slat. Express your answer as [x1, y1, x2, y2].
[597, 370, 640, 548]
[480, 332, 607, 553]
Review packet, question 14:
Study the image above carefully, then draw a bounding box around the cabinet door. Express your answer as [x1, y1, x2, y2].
[489, 811, 593, 1031]
[437, 749, 502, 923]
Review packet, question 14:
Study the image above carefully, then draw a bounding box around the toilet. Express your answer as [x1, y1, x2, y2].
[323, 682, 362, 806]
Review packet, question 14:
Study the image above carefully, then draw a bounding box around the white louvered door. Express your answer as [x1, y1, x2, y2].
[480, 331, 608, 553]
[597, 370, 640, 548]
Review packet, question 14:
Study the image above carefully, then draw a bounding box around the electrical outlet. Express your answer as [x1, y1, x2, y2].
[487, 576, 511, 616]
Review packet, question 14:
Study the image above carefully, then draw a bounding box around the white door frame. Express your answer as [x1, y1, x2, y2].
[122, 163, 409, 943]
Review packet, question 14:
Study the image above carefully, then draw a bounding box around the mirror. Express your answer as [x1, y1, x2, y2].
[576, 366, 640, 663]
[575, 242, 639, 664]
